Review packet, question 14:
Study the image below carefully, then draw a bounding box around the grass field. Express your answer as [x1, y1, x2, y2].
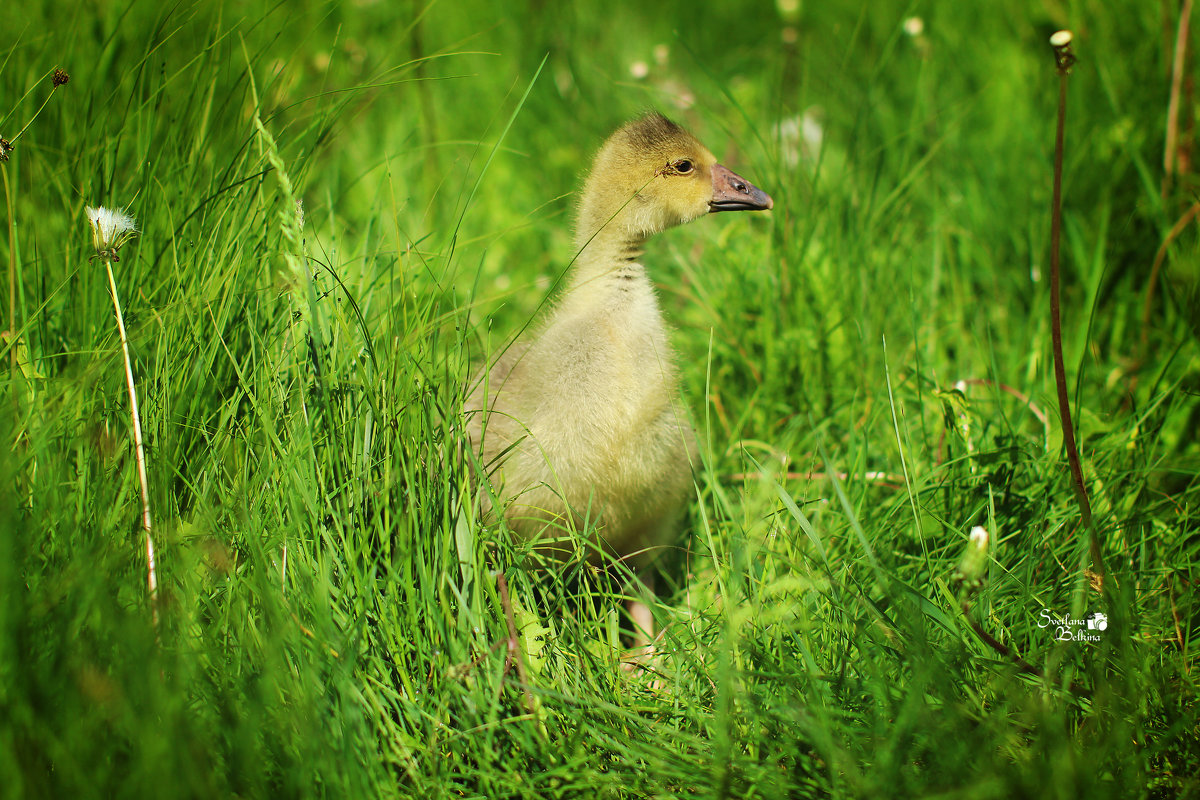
[3, 0, 1199, 797]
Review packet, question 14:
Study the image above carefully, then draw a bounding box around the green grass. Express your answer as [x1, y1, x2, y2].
[3, 0, 1199, 797]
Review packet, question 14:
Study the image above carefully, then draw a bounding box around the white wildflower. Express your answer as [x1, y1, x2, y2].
[86, 206, 139, 259]
[903, 17, 925, 37]
[969, 526, 988, 551]
[629, 61, 649, 80]
[955, 525, 990, 589]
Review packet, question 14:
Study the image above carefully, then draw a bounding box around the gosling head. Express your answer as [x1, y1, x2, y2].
[575, 112, 773, 251]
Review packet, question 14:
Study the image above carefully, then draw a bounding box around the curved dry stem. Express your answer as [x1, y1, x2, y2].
[1141, 200, 1200, 352]
[1163, 0, 1194, 200]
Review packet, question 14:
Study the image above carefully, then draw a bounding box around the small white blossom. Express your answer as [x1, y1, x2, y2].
[953, 525, 991, 590]
[903, 17, 925, 37]
[86, 206, 139, 258]
[969, 526, 988, 551]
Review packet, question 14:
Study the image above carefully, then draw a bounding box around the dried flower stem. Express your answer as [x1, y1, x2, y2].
[104, 258, 158, 627]
[1048, 32, 1106, 581]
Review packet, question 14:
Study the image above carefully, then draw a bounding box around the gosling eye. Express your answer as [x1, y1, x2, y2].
[674, 159, 694, 174]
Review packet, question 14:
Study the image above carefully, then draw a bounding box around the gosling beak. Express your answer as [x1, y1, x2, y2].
[709, 163, 773, 212]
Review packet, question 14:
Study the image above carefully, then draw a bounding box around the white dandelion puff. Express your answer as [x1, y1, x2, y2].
[85, 206, 139, 257]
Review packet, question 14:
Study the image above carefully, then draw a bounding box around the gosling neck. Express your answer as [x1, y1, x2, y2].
[567, 225, 651, 293]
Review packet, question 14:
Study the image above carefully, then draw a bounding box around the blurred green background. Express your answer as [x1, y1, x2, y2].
[2, 0, 1198, 797]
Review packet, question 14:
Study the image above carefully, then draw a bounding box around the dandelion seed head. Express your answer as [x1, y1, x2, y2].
[86, 205, 139, 256]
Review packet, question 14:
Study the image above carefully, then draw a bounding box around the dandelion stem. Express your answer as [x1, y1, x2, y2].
[104, 258, 159, 626]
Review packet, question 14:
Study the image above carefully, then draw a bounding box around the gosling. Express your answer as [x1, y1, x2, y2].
[465, 112, 772, 574]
